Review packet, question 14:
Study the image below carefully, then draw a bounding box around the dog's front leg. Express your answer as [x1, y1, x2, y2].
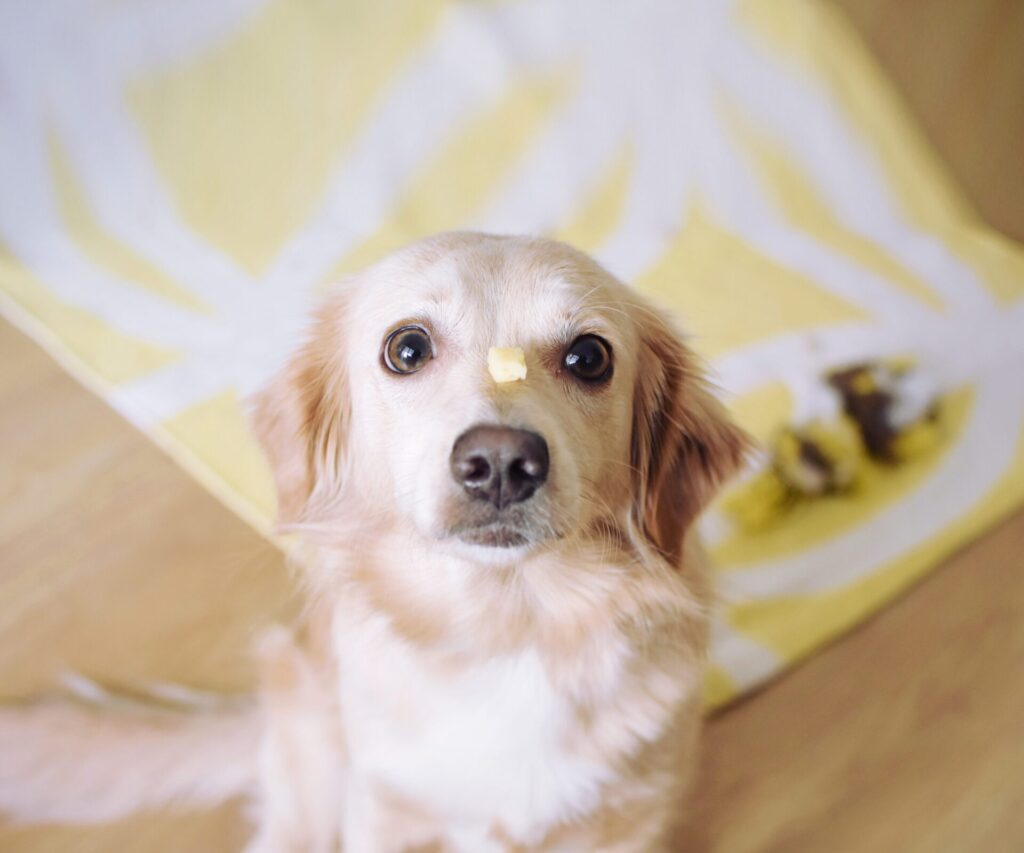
[341, 775, 460, 853]
[249, 627, 346, 853]
[339, 776, 382, 853]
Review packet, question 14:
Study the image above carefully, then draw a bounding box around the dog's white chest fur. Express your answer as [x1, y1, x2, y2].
[337, 618, 613, 842]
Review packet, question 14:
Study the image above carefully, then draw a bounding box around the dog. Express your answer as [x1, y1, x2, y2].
[245, 232, 750, 851]
[0, 232, 748, 851]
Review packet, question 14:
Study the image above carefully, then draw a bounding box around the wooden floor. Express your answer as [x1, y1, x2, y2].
[0, 321, 297, 852]
[2, 1, 1023, 851]
[836, 0, 1024, 244]
[681, 511, 1024, 853]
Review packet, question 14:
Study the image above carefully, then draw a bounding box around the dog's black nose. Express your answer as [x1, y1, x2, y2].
[450, 425, 549, 509]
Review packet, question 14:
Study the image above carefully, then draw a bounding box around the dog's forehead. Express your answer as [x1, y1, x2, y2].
[446, 257, 580, 344]
[362, 237, 615, 345]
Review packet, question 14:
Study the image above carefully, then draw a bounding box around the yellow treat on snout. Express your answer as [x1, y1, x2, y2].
[488, 347, 527, 383]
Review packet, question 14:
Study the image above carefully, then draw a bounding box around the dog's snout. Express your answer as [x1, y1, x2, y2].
[450, 425, 549, 509]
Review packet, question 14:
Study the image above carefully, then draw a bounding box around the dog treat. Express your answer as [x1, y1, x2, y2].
[488, 347, 527, 383]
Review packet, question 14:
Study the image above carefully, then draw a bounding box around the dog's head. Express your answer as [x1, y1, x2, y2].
[251, 233, 749, 568]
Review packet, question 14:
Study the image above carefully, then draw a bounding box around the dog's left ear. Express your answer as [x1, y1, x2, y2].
[631, 312, 751, 566]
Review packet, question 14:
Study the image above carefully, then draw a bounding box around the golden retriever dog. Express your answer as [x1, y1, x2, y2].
[0, 232, 749, 852]
[246, 232, 750, 852]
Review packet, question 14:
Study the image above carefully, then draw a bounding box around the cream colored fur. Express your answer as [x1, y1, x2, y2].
[0, 234, 749, 851]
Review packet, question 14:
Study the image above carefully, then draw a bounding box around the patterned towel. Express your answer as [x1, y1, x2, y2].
[2, 0, 1022, 707]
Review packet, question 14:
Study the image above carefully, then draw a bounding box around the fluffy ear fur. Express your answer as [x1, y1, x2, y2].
[631, 313, 751, 566]
[248, 294, 350, 526]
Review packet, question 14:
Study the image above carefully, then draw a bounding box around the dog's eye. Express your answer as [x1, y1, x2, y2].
[384, 326, 434, 375]
[564, 334, 612, 384]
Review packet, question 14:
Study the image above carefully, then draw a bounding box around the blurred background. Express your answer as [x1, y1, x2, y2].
[1, 1, 1022, 850]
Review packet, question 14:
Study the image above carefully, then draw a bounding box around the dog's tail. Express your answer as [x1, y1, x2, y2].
[0, 676, 260, 825]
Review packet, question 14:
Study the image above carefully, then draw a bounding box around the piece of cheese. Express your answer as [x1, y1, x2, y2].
[488, 347, 527, 383]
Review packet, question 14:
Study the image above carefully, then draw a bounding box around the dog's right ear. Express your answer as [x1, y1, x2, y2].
[249, 294, 350, 526]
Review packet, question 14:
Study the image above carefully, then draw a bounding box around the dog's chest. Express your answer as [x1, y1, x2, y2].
[336, 621, 614, 839]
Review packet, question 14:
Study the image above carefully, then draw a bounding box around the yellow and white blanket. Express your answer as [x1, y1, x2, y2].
[2, 0, 1022, 707]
